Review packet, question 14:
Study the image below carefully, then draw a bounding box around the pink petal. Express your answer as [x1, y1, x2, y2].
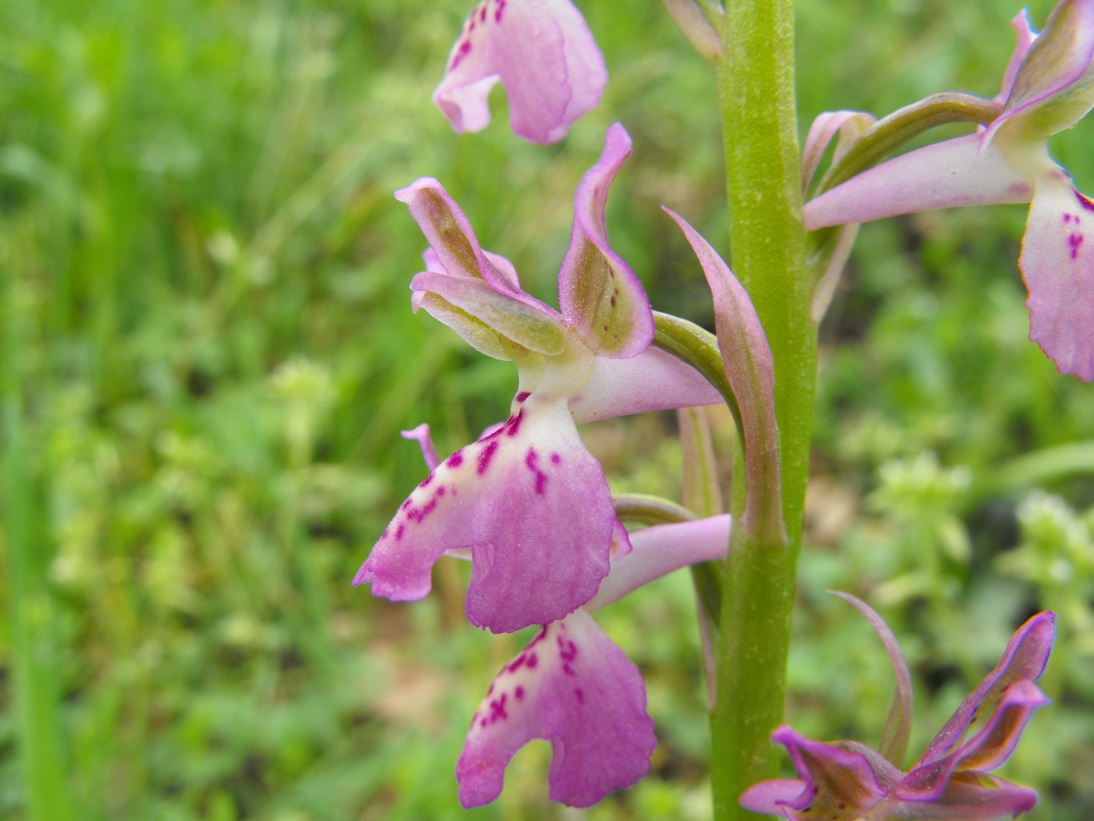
[891, 770, 1039, 819]
[433, 0, 607, 144]
[899, 682, 1049, 803]
[558, 123, 655, 358]
[396, 178, 518, 293]
[1020, 167, 1094, 380]
[985, 0, 1094, 145]
[456, 610, 655, 808]
[801, 110, 876, 193]
[411, 271, 566, 356]
[997, 11, 1037, 105]
[750, 727, 895, 820]
[803, 134, 1033, 230]
[568, 346, 722, 423]
[401, 424, 440, 471]
[355, 394, 617, 633]
[918, 612, 1054, 766]
[587, 515, 731, 610]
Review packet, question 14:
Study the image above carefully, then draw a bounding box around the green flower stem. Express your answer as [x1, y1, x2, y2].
[709, 3, 814, 819]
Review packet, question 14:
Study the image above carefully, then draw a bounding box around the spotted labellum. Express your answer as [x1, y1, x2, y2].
[434, 0, 607, 143]
[457, 515, 732, 808]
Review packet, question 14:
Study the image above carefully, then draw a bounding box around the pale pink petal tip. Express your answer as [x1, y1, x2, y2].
[434, 0, 607, 144]
[1020, 171, 1094, 380]
[456, 610, 655, 808]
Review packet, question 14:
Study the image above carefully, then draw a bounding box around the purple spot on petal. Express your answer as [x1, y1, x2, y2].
[515, 391, 530, 403]
[562, 663, 575, 676]
[447, 450, 464, 469]
[401, 498, 413, 511]
[505, 409, 524, 437]
[478, 440, 500, 475]
[1070, 233, 1084, 259]
[574, 687, 584, 704]
[550, 452, 561, 465]
[1064, 213, 1073, 223]
[418, 474, 434, 489]
[515, 685, 524, 700]
[558, 637, 578, 662]
[525, 448, 548, 495]
[506, 653, 526, 674]
[395, 524, 405, 541]
[526, 653, 538, 669]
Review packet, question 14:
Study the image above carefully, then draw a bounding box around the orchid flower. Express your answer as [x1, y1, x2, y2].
[741, 607, 1056, 820]
[457, 513, 732, 808]
[434, 0, 607, 144]
[805, 0, 1094, 381]
[354, 124, 721, 634]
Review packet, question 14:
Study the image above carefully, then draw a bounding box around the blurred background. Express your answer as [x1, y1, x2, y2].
[2, 0, 1092, 818]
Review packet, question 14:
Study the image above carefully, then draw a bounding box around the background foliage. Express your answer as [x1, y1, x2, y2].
[1, 0, 1091, 818]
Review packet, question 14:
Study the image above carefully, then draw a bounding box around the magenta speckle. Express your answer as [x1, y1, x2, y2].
[395, 524, 406, 542]
[514, 685, 524, 700]
[526, 653, 538, 669]
[506, 653, 526, 674]
[480, 717, 488, 729]
[449, 39, 473, 71]
[477, 440, 500, 475]
[562, 663, 575, 676]
[505, 409, 524, 437]
[401, 498, 413, 511]
[574, 688, 585, 704]
[1064, 213, 1073, 223]
[1076, 190, 1094, 213]
[478, 4, 487, 23]
[1070, 233, 1084, 259]
[550, 452, 561, 465]
[525, 448, 548, 495]
[515, 391, 530, 403]
[418, 474, 434, 489]
[558, 637, 578, 662]
[447, 450, 464, 469]
[488, 693, 508, 723]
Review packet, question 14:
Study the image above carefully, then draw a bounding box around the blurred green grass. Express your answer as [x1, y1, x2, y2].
[1, 0, 1091, 818]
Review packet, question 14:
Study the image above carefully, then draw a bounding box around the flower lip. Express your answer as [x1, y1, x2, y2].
[433, 0, 608, 144]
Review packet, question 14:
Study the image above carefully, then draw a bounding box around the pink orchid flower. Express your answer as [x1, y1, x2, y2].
[805, 0, 1094, 381]
[354, 124, 720, 634]
[434, 0, 607, 143]
[457, 514, 732, 808]
[741, 607, 1055, 820]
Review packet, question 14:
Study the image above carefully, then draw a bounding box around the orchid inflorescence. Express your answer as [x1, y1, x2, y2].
[357, 0, 1090, 814]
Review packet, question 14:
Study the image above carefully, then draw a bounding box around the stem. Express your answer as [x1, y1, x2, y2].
[709, 3, 814, 819]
